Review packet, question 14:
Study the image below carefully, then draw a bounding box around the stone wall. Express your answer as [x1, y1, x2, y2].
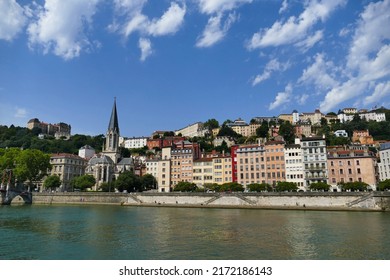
[33, 192, 129, 205]
[32, 192, 390, 211]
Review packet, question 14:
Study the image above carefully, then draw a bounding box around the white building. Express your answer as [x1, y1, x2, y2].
[175, 122, 208, 138]
[298, 137, 328, 187]
[145, 147, 172, 192]
[78, 145, 96, 159]
[338, 110, 386, 123]
[292, 110, 300, 124]
[379, 142, 390, 181]
[213, 136, 235, 148]
[284, 144, 305, 190]
[124, 137, 148, 149]
[334, 130, 348, 137]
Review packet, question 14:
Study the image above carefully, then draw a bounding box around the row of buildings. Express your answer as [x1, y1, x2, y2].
[44, 100, 390, 193]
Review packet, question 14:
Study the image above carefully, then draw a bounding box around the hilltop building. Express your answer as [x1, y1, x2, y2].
[226, 118, 260, 137]
[175, 122, 208, 138]
[123, 137, 148, 149]
[337, 108, 386, 123]
[27, 118, 71, 139]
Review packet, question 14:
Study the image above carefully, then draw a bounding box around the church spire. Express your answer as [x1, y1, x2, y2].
[108, 97, 119, 134]
[103, 98, 121, 163]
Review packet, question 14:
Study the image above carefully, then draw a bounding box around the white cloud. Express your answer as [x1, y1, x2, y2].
[339, 27, 350, 37]
[320, 0, 390, 111]
[0, 0, 27, 41]
[269, 84, 292, 110]
[295, 30, 323, 52]
[196, 0, 251, 48]
[0, 103, 29, 127]
[139, 37, 152, 61]
[196, 13, 237, 48]
[298, 53, 338, 91]
[27, 0, 100, 60]
[113, 0, 147, 16]
[279, 0, 288, 14]
[347, 0, 390, 71]
[15, 107, 28, 118]
[197, 0, 253, 14]
[112, 1, 186, 38]
[248, 0, 346, 49]
[148, 2, 186, 36]
[122, 14, 148, 37]
[320, 79, 367, 112]
[296, 94, 309, 105]
[364, 82, 390, 106]
[252, 58, 290, 86]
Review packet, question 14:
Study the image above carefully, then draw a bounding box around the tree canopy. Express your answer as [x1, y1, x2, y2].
[0, 148, 51, 188]
[203, 119, 219, 130]
[115, 171, 141, 192]
[44, 175, 61, 191]
[377, 179, 390, 191]
[275, 181, 298, 192]
[309, 182, 331, 192]
[71, 175, 96, 191]
[247, 183, 272, 192]
[339, 181, 369, 192]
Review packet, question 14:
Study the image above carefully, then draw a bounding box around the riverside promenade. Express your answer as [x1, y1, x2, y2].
[30, 192, 390, 211]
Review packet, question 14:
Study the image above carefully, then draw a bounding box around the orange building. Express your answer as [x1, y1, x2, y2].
[327, 146, 378, 190]
[264, 141, 286, 186]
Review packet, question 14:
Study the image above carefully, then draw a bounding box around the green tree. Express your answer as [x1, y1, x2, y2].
[141, 174, 157, 190]
[339, 181, 369, 192]
[256, 121, 269, 138]
[115, 171, 141, 192]
[14, 149, 51, 190]
[278, 121, 295, 144]
[377, 179, 390, 191]
[100, 182, 110, 192]
[215, 140, 230, 154]
[220, 182, 244, 192]
[43, 175, 61, 191]
[309, 182, 331, 192]
[174, 181, 198, 192]
[275, 181, 298, 192]
[203, 119, 219, 130]
[217, 125, 239, 138]
[72, 175, 96, 191]
[163, 131, 175, 137]
[247, 183, 272, 192]
[203, 183, 220, 192]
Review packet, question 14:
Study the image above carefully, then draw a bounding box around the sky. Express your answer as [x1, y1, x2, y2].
[1, 0, 390, 137]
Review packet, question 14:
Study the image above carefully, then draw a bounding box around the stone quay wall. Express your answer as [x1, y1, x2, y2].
[32, 192, 390, 211]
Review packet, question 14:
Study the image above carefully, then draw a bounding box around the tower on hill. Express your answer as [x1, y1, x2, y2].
[103, 98, 121, 164]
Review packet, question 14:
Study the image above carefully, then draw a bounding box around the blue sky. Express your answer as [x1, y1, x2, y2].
[1, 0, 390, 137]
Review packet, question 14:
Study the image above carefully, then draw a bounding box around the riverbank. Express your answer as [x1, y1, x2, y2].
[31, 192, 390, 211]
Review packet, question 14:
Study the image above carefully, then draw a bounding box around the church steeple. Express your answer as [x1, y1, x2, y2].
[108, 97, 119, 134]
[103, 98, 121, 163]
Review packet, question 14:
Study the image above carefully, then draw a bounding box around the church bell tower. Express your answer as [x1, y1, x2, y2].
[103, 98, 121, 163]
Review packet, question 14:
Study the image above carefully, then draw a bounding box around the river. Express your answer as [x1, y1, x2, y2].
[1, 205, 389, 260]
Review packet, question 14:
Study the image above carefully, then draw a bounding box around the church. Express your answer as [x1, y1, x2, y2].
[85, 99, 134, 191]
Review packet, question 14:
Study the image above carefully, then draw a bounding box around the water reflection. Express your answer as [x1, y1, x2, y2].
[1, 205, 390, 260]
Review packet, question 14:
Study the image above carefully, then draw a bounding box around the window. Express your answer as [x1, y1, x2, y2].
[357, 168, 361, 174]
